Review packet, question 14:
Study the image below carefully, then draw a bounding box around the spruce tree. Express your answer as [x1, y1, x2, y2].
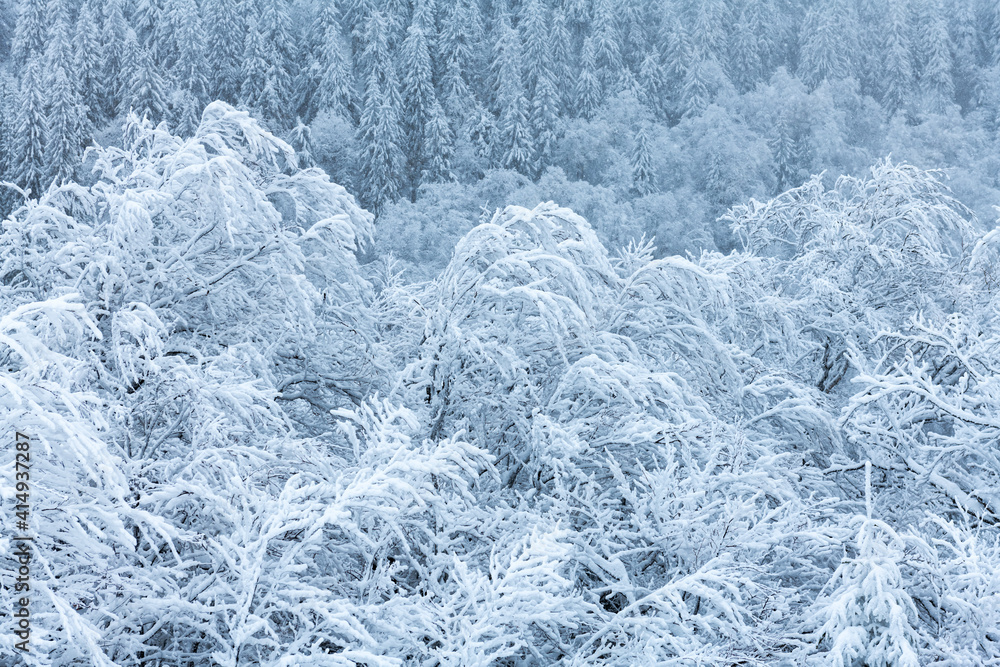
[530, 69, 560, 172]
[680, 50, 712, 118]
[44, 0, 75, 83]
[288, 118, 316, 168]
[0, 74, 16, 215]
[74, 0, 104, 127]
[491, 12, 533, 172]
[422, 99, 454, 183]
[799, 0, 855, 88]
[521, 0, 559, 172]
[438, 0, 485, 100]
[638, 49, 666, 117]
[168, 0, 208, 102]
[591, 0, 623, 88]
[916, 0, 954, 112]
[119, 31, 169, 123]
[132, 0, 164, 57]
[257, 0, 294, 122]
[203, 0, 244, 104]
[550, 10, 574, 112]
[12, 57, 47, 196]
[442, 54, 472, 123]
[950, 0, 978, 109]
[662, 15, 691, 120]
[240, 14, 269, 114]
[521, 0, 551, 97]
[729, 9, 762, 92]
[400, 16, 435, 197]
[302, 0, 353, 121]
[356, 72, 403, 213]
[99, 0, 129, 118]
[631, 124, 657, 196]
[44, 66, 84, 186]
[575, 37, 603, 120]
[357, 9, 402, 114]
[881, 0, 914, 113]
[11, 0, 46, 67]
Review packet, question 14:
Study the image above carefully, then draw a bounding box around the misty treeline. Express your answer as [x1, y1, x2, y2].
[2, 1, 1000, 666]
[2, 0, 1000, 268]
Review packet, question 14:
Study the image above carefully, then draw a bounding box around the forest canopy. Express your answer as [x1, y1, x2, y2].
[1, 0, 1000, 666]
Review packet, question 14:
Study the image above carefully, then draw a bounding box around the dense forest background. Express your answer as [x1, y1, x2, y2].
[2, 0, 1000, 273]
[3, 1, 1000, 666]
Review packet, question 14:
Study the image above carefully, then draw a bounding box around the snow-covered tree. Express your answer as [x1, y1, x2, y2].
[43, 66, 84, 186]
[302, 0, 353, 121]
[10, 57, 47, 196]
[203, 0, 244, 103]
[807, 507, 921, 666]
[98, 0, 129, 118]
[575, 37, 603, 120]
[631, 123, 657, 195]
[10, 0, 45, 67]
[881, 0, 914, 113]
[119, 31, 169, 123]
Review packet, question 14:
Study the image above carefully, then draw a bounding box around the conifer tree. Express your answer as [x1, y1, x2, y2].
[491, 12, 533, 172]
[638, 49, 666, 117]
[881, 0, 914, 113]
[357, 9, 402, 114]
[240, 13, 268, 111]
[44, 66, 84, 186]
[550, 10, 575, 111]
[690, 0, 728, 65]
[168, 0, 208, 102]
[0, 75, 16, 215]
[771, 111, 802, 191]
[74, 0, 103, 127]
[438, 0, 485, 100]
[575, 37, 603, 120]
[170, 88, 201, 136]
[11, 0, 46, 67]
[662, 16, 691, 120]
[99, 0, 129, 118]
[521, 0, 559, 171]
[470, 101, 496, 164]
[680, 50, 712, 118]
[422, 99, 454, 183]
[950, 0, 978, 109]
[302, 0, 353, 121]
[44, 0, 74, 83]
[400, 15, 435, 197]
[854, 0, 888, 97]
[132, 0, 164, 56]
[530, 69, 560, 171]
[442, 55, 472, 123]
[809, 471, 921, 667]
[12, 57, 47, 196]
[730, 9, 762, 92]
[799, 0, 855, 88]
[203, 0, 244, 103]
[119, 31, 169, 123]
[353, 9, 405, 210]
[288, 117, 316, 168]
[987, 1, 1000, 68]
[631, 124, 657, 196]
[356, 74, 404, 213]
[239, 0, 294, 127]
[916, 0, 954, 112]
[521, 0, 551, 96]
[591, 0, 623, 88]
